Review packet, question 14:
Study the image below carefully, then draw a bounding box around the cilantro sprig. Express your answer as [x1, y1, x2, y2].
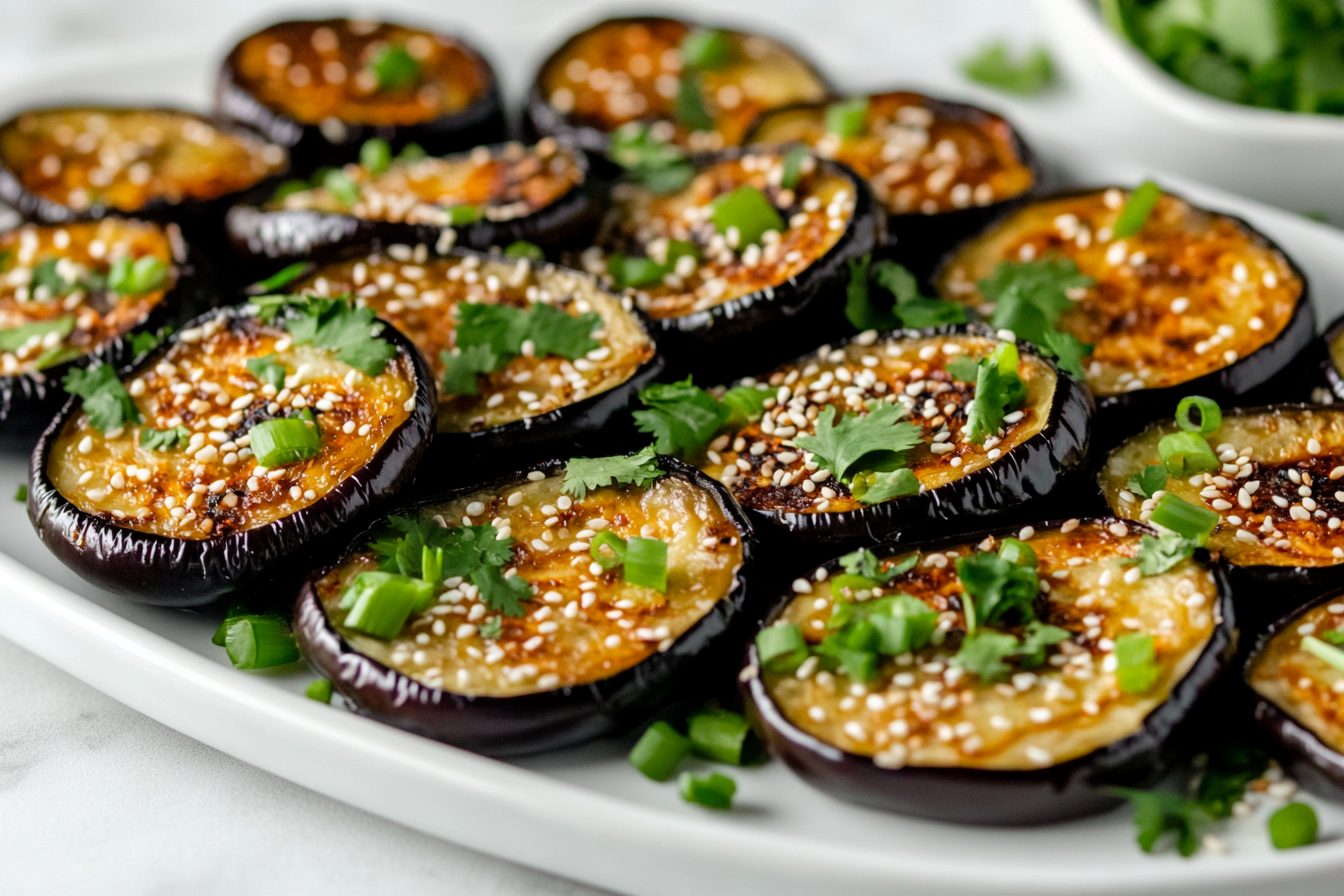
[440, 302, 600, 396]
[562, 446, 664, 499]
[62, 363, 141, 432]
[139, 425, 190, 451]
[608, 123, 695, 194]
[368, 515, 531, 617]
[252, 294, 396, 376]
[633, 377, 770, 459]
[795, 400, 923, 485]
[962, 42, 1055, 95]
[977, 257, 1094, 379]
[959, 342, 1028, 444]
[845, 255, 968, 331]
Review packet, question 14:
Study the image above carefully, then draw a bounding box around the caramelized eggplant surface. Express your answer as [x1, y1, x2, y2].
[529, 16, 829, 153]
[0, 107, 286, 221]
[1249, 599, 1344, 754]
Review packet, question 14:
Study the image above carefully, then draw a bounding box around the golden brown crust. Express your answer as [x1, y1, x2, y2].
[1249, 600, 1344, 753]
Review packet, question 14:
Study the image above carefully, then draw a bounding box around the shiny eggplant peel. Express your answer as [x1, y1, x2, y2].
[216, 18, 505, 170]
[742, 518, 1235, 824]
[573, 146, 880, 377]
[226, 138, 599, 266]
[1247, 591, 1344, 801]
[1099, 405, 1344, 629]
[293, 455, 754, 756]
[744, 90, 1038, 276]
[525, 15, 830, 156]
[0, 106, 287, 225]
[1307, 311, 1344, 406]
[699, 326, 1091, 547]
[936, 187, 1313, 440]
[28, 300, 434, 606]
[281, 246, 662, 477]
[0, 218, 215, 444]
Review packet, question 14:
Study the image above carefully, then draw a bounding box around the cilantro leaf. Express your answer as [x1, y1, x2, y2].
[634, 378, 731, 458]
[369, 515, 453, 577]
[62, 364, 141, 432]
[439, 345, 499, 396]
[850, 467, 920, 504]
[562, 446, 663, 498]
[980, 258, 1088, 343]
[526, 303, 601, 359]
[139, 425, 190, 451]
[844, 254, 898, 331]
[470, 564, 533, 617]
[964, 343, 1028, 444]
[1038, 327, 1093, 380]
[953, 630, 1021, 681]
[1126, 464, 1168, 499]
[447, 302, 600, 389]
[256, 295, 396, 376]
[129, 327, 171, 360]
[955, 549, 1038, 632]
[1197, 743, 1269, 820]
[0, 315, 75, 352]
[609, 123, 695, 195]
[795, 401, 923, 482]
[945, 355, 980, 382]
[871, 259, 920, 305]
[31, 258, 75, 297]
[1015, 620, 1072, 668]
[1110, 788, 1202, 857]
[1127, 533, 1197, 576]
[844, 257, 969, 332]
[440, 525, 515, 578]
[894, 297, 969, 328]
[838, 548, 918, 583]
[720, 384, 770, 430]
[368, 518, 524, 615]
[245, 354, 287, 389]
[962, 42, 1055, 95]
[478, 615, 503, 639]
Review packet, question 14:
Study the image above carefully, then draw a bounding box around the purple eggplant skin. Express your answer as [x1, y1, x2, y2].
[0, 226, 218, 450]
[1305, 311, 1344, 406]
[26, 304, 436, 608]
[293, 456, 758, 757]
[741, 325, 1093, 550]
[215, 23, 505, 174]
[223, 143, 604, 270]
[741, 519, 1238, 825]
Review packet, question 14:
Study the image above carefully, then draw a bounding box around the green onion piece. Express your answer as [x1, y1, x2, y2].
[398, 142, 426, 162]
[755, 623, 809, 672]
[829, 574, 880, 600]
[323, 169, 361, 207]
[675, 73, 715, 131]
[211, 603, 248, 646]
[340, 571, 436, 640]
[249, 262, 309, 294]
[606, 253, 665, 290]
[448, 204, 481, 225]
[628, 720, 691, 781]
[779, 144, 808, 190]
[223, 615, 301, 670]
[248, 416, 321, 467]
[1158, 431, 1220, 477]
[1114, 632, 1160, 694]
[14, 483, 27, 503]
[306, 679, 334, 703]
[1112, 180, 1161, 239]
[998, 537, 1037, 568]
[678, 771, 736, 809]
[0, 315, 76, 352]
[709, 185, 785, 248]
[825, 96, 869, 138]
[502, 241, 545, 261]
[867, 595, 938, 655]
[368, 43, 420, 91]
[623, 537, 667, 592]
[680, 28, 732, 70]
[271, 179, 311, 203]
[360, 137, 392, 175]
[1149, 493, 1219, 545]
[1175, 395, 1222, 435]
[108, 256, 168, 295]
[1268, 803, 1318, 850]
[589, 530, 628, 570]
[1302, 635, 1344, 674]
[688, 709, 755, 765]
[422, 544, 444, 585]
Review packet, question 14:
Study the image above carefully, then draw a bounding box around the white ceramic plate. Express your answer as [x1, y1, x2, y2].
[3, 47, 1344, 896]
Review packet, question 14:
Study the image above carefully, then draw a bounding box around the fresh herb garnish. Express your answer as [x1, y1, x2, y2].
[245, 354, 287, 389]
[359, 137, 392, 176]
[680, 28, 733, 70]
[849, 468, 921, 503]
[0, 315, 75, 352]
[62, 363, 140, 432]
[322, 169, 361, 208]
[845, 254, 968, 332]
[368, 43, 420, 91]
[955, 540, 1039, 634]
[1269, 803, 1319, 850]
[709, 185, 785, 248]
[632, 377, 769, 459]
[31, 258, 75, 297]
[628, 720, 692, 781]
[14, 483, 27, 503]
[478, 615, 503, 640]
[502, 240, 545, 261]
[795, 400, 923, 483]
[1129, 531, 1198, 576]
[1114, 632, 1161, 694]
[439, 301, 600, 395]
[439, 344, 499, 396]
[825, 96, 869, 137]
[963, 342, 1028, 444]
[1110, 787, 1202, 857]
[249, 262, 309, 294]
[107, 255, 168, 295]
[977, 257, 1093, 379]
[562, 446, 663, 499]
[448, 204, 481, 225]
[962, 41, 1055, 95]
[1198, 743, 1269, 819]
[252, 294, 396, 376]
[839, 548, 918, 584]
[679, 771, 736, 809]
[139, 425, 190, 452]
[780, 144, 808, 190]
[608, 123, 695, 194]
[607, 240, 699, 290]
[249, 415, 321, 467]
[129, 327, 170, 360]
[1113, 180, 1162, 238]
[1126, 464, 1168, 498]
[1149, 493, 1219, 544]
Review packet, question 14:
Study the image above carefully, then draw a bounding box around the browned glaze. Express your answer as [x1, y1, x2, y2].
[1249, 600, 1344, 753]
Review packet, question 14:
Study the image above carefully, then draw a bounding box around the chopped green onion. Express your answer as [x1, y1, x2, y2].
[1112, 180, 1162, 239]
[1175, 395, 1221, 435]
[688, 709, 755, 766]
[222, 615, 301, 670]
[248, 416, 321, 467]
[755, 623, 809, 672]
[271, 179, 311, 203]
[322, 169, 361, 207]
[1114, 632, 1160, 694]
[1158, 431, 1220, 477]
[250, 262, 309, 294]
[340, 571, 436, 640]
[624, 536, 667, 592]
[107, 256, 168, 295]
[14, 483, 27, 503]
[421, 544, 444, 585]
[1149, 493, 1219, 545]
[503, 241, 545, 261]
[825, 96, 869, 138]
[306, 679, 334, 703]
[1302, 635, 1344, 674]
[589, 530, 628, 570]
[368, 44, 420, 91]
[627, 720, 691, 781]
[360, 138, 392, 175]
[211, 603, 248, 646]
[678, 771, 736, 809]
[448, 204, 481, 225]
[675, 74, 715, 131]
[1268, 802, 1318, 850]
[680, 28, 732, 70]
[780, 144, 807, 190]
[0, 315, 75, 352]
[867, 595, 938, 655]
[607, 253, 666, 289]
[998, 536, 1037, 568]
[709, 185, 784, 248]
[398, 142, 426, 162]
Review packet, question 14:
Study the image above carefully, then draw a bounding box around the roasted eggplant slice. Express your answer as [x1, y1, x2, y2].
[0, 107, 287, 224]
[574, 147, 879, 376]
[700, 326, 1090, 547]
[283, 246, 661, 477]
[29, 301, 434, 606]
[744, 91, 1037, 274]
[217, 18, 504, 170]
[226, 138, 598, 266]
[1307, 311, 1344, 406]
[743, 518, 1235, 824]
[0, 219, 214, 444]
[936, 188, 1313, 438]
[525, 16, 830, 156]
[1100, 405, 1344, 629]
[293, 455, 754, 755]
[1247, 592, 1344, 801]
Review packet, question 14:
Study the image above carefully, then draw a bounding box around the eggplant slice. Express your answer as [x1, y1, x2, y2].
[217, 18, 505, 170]
[0, 107, 287, 225]
[283, 246, 661, 479]
[1247, 591, 1344, 801]
[525, 16, 830, 156]
[1307, 311, 1344, 406]
[743, 518, 1235, 824]
[294, 456, 754, 756]
[29, 302, 434, 607]
[226, 138, 598, 266]
[573, 147, 879, 377]
[700, 326, 1091, 547]
[936, 188, 1313, 439]
[744, 91, 1038, 276]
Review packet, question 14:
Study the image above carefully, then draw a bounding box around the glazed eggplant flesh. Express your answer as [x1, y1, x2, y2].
[937, 189, 1310, 422]
[227, 138, 592, 263]
[218, 18, 503, 167]
[701, 328, 1090, 545]
[295, 457, 751, 755]
[744, 519, 1231, 824]
[1308, 312, 1344, 405]
[30, 303, 432, 605]
[287, 247, 657, 441]
[1247, 594, 1344, 799]
[0, 107, 287, 222]
[529, 16, 829, 154]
